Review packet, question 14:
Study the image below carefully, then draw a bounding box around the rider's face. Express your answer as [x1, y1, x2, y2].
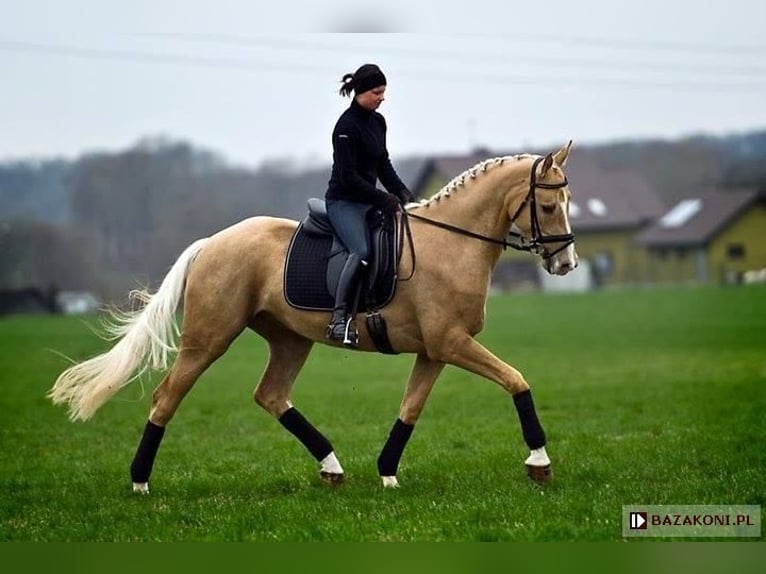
[356, 86, 386, 111]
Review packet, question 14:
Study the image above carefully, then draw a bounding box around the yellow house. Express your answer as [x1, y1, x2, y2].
[635, 190, 766, 284]
[410, 149, 666, 289]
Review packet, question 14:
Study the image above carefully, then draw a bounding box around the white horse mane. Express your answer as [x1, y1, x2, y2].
[408, 153, 537, 209]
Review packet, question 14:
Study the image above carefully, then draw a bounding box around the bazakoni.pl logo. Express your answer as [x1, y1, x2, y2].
[623, 505, 761, 537]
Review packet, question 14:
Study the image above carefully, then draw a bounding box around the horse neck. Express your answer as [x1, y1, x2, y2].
[412, 160, 528, 243]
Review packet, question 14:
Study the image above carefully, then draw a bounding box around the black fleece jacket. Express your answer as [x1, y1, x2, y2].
[325, 99, 408, 207]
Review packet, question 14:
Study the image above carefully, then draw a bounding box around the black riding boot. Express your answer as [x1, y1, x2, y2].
[326, 254, 363, 347]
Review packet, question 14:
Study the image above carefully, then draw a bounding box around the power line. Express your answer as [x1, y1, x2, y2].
[137, 32, 766, 56]
[456, 32, 766, 55]
[134, 32, 766, 77]
[0, 39, 335, 74]
[1, 38, 764, 92]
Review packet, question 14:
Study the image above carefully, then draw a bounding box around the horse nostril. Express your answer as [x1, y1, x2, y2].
[559, 262, 571, 273]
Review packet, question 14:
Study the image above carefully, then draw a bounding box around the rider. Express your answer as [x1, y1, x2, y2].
[324, 63, 414, 347]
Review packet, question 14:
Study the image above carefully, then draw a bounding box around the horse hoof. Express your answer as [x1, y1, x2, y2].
[526, 464, 552, 485]
[381, 476, 400, 489]
[132, 482, 150, 494]
[320, 471, 345, 485]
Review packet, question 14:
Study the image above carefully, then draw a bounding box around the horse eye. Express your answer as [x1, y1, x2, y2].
[541, 204, 556, 214]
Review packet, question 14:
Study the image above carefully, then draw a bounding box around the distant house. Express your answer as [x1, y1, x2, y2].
[55, 291, 102, 315]
[410, 149, 666, 289]
[634, 189, 766, 284]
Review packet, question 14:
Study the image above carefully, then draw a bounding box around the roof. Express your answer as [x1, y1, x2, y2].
[391, 156, 430, 192]
[565, 153, 667, 230]
[413, 148, 666, 231]
[635, 189, 764, 247]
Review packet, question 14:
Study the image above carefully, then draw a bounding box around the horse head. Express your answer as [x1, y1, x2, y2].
[507, 141, 579, 276]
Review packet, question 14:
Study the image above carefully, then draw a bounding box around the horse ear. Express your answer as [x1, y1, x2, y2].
[554, 140, 573, 167]
[540, 153, 554, 178]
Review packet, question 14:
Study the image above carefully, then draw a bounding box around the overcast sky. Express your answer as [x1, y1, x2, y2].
[1, 1, 765, 169]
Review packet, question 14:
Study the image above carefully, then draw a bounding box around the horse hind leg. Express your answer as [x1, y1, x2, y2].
[131, 328, 244, 494]
[251, 318, 344, 485]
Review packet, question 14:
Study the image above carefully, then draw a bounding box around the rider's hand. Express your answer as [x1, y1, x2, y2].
[398, 188, 415, 204]
[379, 193, 402, 215]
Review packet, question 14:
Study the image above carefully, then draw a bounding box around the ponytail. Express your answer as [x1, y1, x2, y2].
[338, 73, 355, 97]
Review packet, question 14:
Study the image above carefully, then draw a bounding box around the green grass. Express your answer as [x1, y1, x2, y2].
[1, 285, 764, 541]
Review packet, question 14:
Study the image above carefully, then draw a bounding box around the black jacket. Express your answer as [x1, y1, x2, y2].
[325, 99, 408, 208]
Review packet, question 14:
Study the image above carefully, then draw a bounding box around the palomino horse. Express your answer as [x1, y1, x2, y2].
[49, 142, 579, 493]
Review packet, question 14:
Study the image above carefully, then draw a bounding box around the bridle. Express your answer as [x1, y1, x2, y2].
[404, 156, 575, 260]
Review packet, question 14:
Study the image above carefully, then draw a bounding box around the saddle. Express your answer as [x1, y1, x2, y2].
[283, 199, 400, 353]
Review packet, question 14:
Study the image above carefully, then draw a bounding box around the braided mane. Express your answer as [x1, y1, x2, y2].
[409, 154, 536, 209]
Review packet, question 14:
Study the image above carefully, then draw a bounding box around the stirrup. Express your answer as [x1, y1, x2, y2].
[342, 317, 359, 348]
[326, 316, 358, 347]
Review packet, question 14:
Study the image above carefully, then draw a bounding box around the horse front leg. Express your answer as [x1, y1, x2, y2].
[378, 354, 445, 488]
[429, 330, 552, 484]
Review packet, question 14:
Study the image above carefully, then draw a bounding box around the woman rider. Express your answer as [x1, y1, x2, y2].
[324, 63, 414, 346]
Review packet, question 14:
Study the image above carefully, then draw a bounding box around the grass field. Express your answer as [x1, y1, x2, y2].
[0, 285, 764, 541]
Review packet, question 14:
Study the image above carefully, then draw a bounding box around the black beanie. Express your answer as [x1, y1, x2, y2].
[353, 64, 387, 94]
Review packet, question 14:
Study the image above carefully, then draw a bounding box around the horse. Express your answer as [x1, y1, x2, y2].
[49, 141, 579, 493]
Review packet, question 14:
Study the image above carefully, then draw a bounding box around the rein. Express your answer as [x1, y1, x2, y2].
[400, 156, 575, 264]
[406, 211, 518, 249]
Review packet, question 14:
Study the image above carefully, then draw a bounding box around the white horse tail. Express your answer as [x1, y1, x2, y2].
[48, 238, 208, 422]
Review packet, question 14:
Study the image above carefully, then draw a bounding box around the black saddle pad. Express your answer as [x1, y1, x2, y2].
[283, 224, 335, 310]
[283, 222, 397, 312]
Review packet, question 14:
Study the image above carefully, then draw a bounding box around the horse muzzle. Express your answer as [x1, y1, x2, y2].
[543, 248, 579, 276]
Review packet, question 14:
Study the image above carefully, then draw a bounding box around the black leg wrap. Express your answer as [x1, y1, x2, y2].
[513, 389, 547, 449]
[130, 420, 166, 483]
[279, 407, 333, 461]
[377, 419, 414, 476]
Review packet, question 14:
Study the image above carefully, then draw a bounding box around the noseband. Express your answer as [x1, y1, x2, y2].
[405, 156, 575, 259]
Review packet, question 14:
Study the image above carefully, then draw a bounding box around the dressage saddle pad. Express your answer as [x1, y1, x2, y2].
[283, 224, 336, 310]
[283, 221, 397, 312]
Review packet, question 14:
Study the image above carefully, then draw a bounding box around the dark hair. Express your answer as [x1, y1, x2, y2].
[338, 64, 387, 97]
